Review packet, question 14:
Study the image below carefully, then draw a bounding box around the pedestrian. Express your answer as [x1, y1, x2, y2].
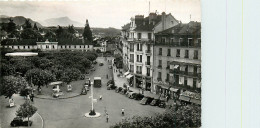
[30, 93, 34, 103]
[106, 114, 109, 123]
[99, 95, 102, 100]
[121, 108, 124, 116]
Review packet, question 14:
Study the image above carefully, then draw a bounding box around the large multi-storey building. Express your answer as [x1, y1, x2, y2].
[153, 21, 201, 99]
[121, 12, 178, 92]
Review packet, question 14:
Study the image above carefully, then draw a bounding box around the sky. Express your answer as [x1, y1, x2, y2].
[0, 0, 201, 29]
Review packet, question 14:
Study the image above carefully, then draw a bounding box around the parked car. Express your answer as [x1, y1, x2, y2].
[125, 90, 133, 96]
[127, 92, 137, 99]
[134, 93, 144, 100]
[107, 80, 115, 86]
[99, 63, 104, 66]
[150, 99, 161, 106]
[140, 97, 154, 105]
[10, 117, 32, 127]
[158, 100, 166, 108]
[120, 88, 127, 94]
[115, 87, 123, 93]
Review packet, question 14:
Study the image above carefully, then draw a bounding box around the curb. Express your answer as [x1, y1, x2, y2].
[36, 112, 44, 128]
[35, 93, 82, 100]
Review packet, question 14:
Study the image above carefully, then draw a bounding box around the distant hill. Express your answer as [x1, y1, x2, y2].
[40, 17, 84, 27]
[0, 15, 43, 28]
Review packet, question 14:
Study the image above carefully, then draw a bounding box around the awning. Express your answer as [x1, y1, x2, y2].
[159, 85, 169, 89]
[170, 87, 179, 92]
[49, 81, 63, 86]
[126, 74, 133, 79]
[174, 65, 179, 69]
[124, 72, 130, 76]
[190, 98, 201, 105]
[179, 95, 190, 102]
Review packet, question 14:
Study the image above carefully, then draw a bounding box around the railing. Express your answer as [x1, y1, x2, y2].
[129, 59, 134, 63]
[158, 65, 162, 69]
[146, 62, 151, 65]
[145, 50, 151, 54]
[136, 71, 142, 74]
[170, 70, 201, 78]
[184, 55, 189, 58]
[146, 73, 150, 76]
[193, 56, 198, 59]
[155, 41, 201, 48]
[167, 54, 171, 56]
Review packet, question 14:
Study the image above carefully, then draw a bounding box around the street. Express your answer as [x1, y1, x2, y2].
[1, 57, 164, 128]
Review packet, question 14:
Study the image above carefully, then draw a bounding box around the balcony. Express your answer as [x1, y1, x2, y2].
[145, 50, 152, 55]
[176, 54, 180, 57]
[129, 59, 134, 63]
[136, 71, 142, 74]
[129, 49, 134, 52]
[146, 73, 150, 77]
[193, 56, 198, 59]
[184, 55, 189, 58]
[145, 62, 151, 65]
[170, 70, 201, 78]
[158, 65, 162, 69]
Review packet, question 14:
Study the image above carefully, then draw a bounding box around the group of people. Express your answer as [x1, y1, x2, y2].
[24, 91, 34, 103]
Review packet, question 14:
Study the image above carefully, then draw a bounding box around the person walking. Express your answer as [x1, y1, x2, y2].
[106, 114, 109, 123]
[121, 108, 125, 116]
[99, 95, 102, 100]
[30, 93, 34, 103]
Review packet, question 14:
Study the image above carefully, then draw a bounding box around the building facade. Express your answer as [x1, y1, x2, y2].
[121, 12, 178, 93]
[153, 21, 201, 99]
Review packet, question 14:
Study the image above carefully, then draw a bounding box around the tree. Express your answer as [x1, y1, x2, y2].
[24, 19, 32, 29]
[2, 76, 28, 99]
[6, 18, 16, 33]
[16, 101, 37, 126]
[33, 23, 38, 30]
[21, 28, 38, 39]
[45, 30, 56, 38]
[25, 68, 56, 89]
[61, 68, 81, 84]
[56, 25, 64, 38]
[68, 25, 76, 34]
[110, 105, 201, 128]
[1, 63, 16, 76]
[83, 19, 93, 42]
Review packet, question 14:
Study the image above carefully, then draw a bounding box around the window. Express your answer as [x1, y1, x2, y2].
[166, 61, 170, 69]
[179, 38, 183, 43]
[61, 46, 63, 48]
[167, 49, 171, 56]
[194, 66, 197, 74]
[148, 33, 152, 40]
[130, 54, 134, 63]
[185, 50, 189, 58]
[136, 66, 142, 74]
[159, 48, 162, 55]
[23, 46, 25, 49]
[53, 45, 55, 49]
[158, 60, 162, 68]
[185, 65, 188, 73]
[137, 43, 142, 51]
[69, 45, 71, 48]
[88, 45, 89, 48]
[84, 45, 85, 48]
[136, 55, 142, 62]
[80, 46, 82, 48]
[46, 45, 49, 49]
[188, 38, 193, 46]
[194, 50, 198, 59]
[161, 37, 166, 44]
[158, 72, 162, 80]
[65, 45, 67, 48]
[130, 43, 134, 52]
[176, 49, 180, 57]
[171, 38, 174, 44]
[130, 65, 134, 72]
[193, 78, 197, 88]
[184, 77, 187, 86]
[138, 33, 142, 39]
[74, 45, 76, 48]
[18, 46, 20, 49]
[147, 68, 150, 76]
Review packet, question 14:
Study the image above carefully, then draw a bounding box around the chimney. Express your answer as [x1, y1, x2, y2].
[161, 12, 166, 30]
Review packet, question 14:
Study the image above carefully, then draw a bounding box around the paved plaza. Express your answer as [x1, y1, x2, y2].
[1, 57, 165, 128]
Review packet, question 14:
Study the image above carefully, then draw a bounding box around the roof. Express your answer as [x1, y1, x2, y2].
[156, 21, 201, 35]
[134, 16, 161, 31]
[1, 39, 37, 45]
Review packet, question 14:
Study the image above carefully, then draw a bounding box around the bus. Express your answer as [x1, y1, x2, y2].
[94, 77, 102, 87]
